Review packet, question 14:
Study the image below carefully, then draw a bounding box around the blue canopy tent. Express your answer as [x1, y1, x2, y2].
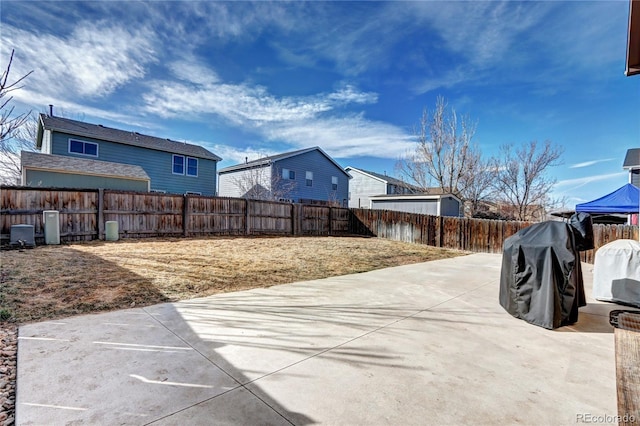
[576, 183, 639, 214]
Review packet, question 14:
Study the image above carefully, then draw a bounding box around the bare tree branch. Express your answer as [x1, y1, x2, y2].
[232, 162, 296, 201]
[491, 140, 564, 221]
[0, 49, 34, 184]
[395, 96, 494, 217]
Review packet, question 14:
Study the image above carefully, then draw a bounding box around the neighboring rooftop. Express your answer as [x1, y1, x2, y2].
[21, 151, 150, 180]
[218, 146, 348, 176]
[37, 114, 221, 161]
[623, 148, 640, 168]
[370, 192, 460, 201]
[345, 167, 420, 191]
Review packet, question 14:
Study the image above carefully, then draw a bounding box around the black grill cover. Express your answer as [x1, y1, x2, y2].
[569, 212, 594, 251]
[499, 221, 586, 329]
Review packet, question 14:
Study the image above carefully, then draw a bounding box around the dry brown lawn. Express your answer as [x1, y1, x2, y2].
[0, 236, 465, 323]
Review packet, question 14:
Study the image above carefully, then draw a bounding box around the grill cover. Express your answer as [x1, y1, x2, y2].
[499, 221, 586, 329]
[593, 239, 640, 308]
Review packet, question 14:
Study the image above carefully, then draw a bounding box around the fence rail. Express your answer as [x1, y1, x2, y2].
[349, 208, 639, 263]
[0, 187, 353, 242]
[1, 187, 637, 264]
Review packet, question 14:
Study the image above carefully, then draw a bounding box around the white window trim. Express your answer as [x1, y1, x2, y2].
[172, 154, 185, 175]
[282, 168, 295, 180]
[186, 157, 198, 177]
[68, 138, 98, 157]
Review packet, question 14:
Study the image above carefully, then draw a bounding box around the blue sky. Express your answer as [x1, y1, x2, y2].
[1, 1, 638, 207]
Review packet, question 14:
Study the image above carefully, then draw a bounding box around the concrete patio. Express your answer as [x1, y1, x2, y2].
[16, 253, 624, 425]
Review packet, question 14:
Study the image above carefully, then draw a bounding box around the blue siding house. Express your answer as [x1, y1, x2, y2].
[33, 113, 221, 195]
[218, 147, 350, 206]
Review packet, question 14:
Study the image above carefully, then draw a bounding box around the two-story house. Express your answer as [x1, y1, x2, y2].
[623, 148, 640, 186]
[23, 113, 221, 195]
[218, 147, 350, 206]
[345, 167, 420, 209]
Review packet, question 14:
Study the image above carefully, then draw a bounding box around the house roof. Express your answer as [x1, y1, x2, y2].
[218, 146, 349, 177]
[21, 151, 150, 181]
[37, 114, 221, 161]
[623, 148, 640, 169]
[370, 193, 461, 202]
[345, 167, 420, 191]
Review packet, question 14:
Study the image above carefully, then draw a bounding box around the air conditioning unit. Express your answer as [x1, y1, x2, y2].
[43, 210, 60, 245]
[10, 224, 35, 248]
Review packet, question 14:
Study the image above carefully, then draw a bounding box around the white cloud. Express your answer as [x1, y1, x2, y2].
[569, 158, 614, 169]
[208, 145, 278, 165]
[555, 172, 627, 189]
[263, 114, 415, 159]
[1, 22, 156, 102]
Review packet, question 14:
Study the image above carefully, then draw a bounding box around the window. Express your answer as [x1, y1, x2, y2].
[68, 139, 98, 157]
[331, 176, 338, 191]
[173, 155, 184, 174]
[282, 168, 295, 180]
[187, 157, 198, 177]
[185, 191, 201, 195]
[306, 171, 313, 187]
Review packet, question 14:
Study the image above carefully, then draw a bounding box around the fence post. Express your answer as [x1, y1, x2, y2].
[183, 194, 190, 237]
[98, 188, 105, 240]
[436, 215, 443, 247]
[245, 198, 251, 235]
[328, 207, 333, 236]
[292, 203, 302, 236]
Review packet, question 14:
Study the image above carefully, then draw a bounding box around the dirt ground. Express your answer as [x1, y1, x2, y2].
[0, 236, 465, 324]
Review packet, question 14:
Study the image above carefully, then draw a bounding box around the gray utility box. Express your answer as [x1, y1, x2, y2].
[43, 210, 60, 245]
[10, 224, 35, 248]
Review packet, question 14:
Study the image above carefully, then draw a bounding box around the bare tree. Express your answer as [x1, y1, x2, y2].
[396, 96, 495, 217]
[0, 112, 38, 184]
[397, 97, 477, 197]
[233, 164, 296, 201]
[491, 140, 564, 221]
[459, 153, 497, 217]
[1, 49, 34, 184]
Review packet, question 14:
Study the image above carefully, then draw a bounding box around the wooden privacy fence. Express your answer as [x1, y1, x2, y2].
[1, 187, 637, 263]
[350, 208, 639, 263]
[0, 187, 352, 243]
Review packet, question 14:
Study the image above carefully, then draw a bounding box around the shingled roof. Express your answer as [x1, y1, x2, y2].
[218, 146, 348, 176]
[345, 167, 421, 191]
[21, 151, 150, 180]
[37, 114, 221, 161]
[623, 148, 640, 169]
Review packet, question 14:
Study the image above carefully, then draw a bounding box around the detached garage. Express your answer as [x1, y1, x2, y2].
[369, 193, 462, 217]
[21, 151, 150, 192]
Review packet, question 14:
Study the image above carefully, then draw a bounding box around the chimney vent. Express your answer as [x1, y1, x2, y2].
[245, 157, 248, 164]
[49, 104, 54, 117]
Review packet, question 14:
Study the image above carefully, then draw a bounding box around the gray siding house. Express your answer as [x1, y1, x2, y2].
[345, 167, 419, 208]
[218, 147, 350, 206]
[369, 193, 462, 217]
[32, 114, 221, 195]
[623, 148, 640, 187]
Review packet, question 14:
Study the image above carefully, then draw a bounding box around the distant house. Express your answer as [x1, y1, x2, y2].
[345, 167, 419, 209]
[30, 113, 221, 195]
[623, 148, 640, 186]
[369, 193, 462, 217]
[218, 147, 350, 206]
